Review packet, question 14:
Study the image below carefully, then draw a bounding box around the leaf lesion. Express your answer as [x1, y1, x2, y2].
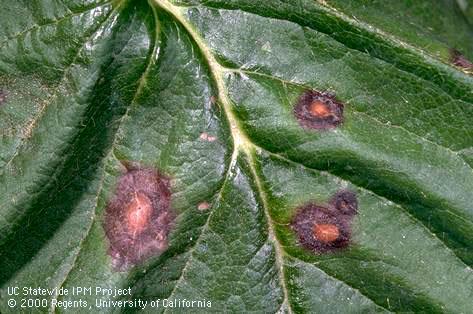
[228, 63, 473, 155]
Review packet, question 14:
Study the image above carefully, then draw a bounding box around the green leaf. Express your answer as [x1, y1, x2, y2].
[1, 0, 472, 313]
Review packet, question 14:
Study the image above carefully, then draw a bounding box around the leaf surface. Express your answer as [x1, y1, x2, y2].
[1, 0, 473, 313]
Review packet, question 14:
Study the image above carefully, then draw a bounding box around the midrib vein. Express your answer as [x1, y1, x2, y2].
[150, 0, 293, 312]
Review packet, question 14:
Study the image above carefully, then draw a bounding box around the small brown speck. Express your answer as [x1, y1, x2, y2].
[197, 202, 210, 211]
[199, 132, 217, 142]
[210, 96, 217, 105]
[0, 89, 7, 105]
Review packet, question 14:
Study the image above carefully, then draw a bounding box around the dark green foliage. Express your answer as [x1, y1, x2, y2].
[1, 0, 472, 313]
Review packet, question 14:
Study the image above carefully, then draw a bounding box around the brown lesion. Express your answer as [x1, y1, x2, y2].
[103, 165, 174, 270]
[294, 90, 344, 130]
[331, 190, 358, 215]
[291, 190, 358, 253]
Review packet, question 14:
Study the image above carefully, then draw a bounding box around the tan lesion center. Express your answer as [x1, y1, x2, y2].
[309, 100, 331, 117]
[313, 223, 340, 243]
[126, 191, 153, 237]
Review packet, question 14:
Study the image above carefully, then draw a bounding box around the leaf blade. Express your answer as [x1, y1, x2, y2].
[1, 0, 472, 313]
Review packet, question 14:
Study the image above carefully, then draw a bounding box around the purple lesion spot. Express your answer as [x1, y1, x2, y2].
[103, 164, 174, 270]
[0, 89, 7, 106]
[291, 190, 358, 253]
[450, 49, 473, 70]
[294, 90, 344, 130]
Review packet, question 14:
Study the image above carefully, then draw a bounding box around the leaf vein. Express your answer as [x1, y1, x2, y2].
[258, 146, 473, 272]
[0, 2, 112, 50]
